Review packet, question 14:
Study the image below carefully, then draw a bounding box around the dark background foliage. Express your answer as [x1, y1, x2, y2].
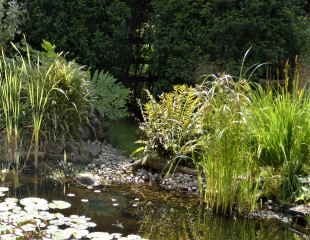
[20, 0, 132, 78]
[19, 0, 309, 94]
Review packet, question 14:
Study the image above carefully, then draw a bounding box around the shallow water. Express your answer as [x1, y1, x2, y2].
[0, 174, 307, 240]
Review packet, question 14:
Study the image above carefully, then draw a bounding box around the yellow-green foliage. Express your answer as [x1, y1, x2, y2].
[137, 71, 310, 213]
[248, 84, 310, 200]
[0, 54, 22, 167]
[0, 42, 93, 168]
[138, 85, 204, 170]
[197, 75, 258, 214]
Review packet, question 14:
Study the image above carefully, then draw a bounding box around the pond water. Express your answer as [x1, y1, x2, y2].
[0, 174, 307, 240]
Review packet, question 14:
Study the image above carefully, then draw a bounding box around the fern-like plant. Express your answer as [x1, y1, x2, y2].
[91, 70, 130, 120]
[137, 85, 204, 173]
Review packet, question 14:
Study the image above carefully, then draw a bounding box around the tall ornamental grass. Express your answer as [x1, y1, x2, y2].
[0, 53, 22, 168]
[0, 42, 92, 170]
[248, 79, 310, 201]
[197, 75, 258, 214]
[26, 59, 59, 169]
[138, 66, 309, 213]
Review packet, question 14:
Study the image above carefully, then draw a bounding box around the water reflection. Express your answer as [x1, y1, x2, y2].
[138, 206, 304, 240]
[0, 175, 306, 240]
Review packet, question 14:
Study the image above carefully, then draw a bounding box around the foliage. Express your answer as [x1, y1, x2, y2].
[137, 67, 309, 212]
[91, 71, 130, 120]
[20, 0, 131, 77]
[205, 0, 308, 72]
[0, 42, 93, 168]
[248, 80, 310, 200]
[0, 52, 22, 168]
[147, 0, 308, 86]
[0, 0, 24, 48]
[137, 85, 204, 172]
[146, 0, 211, 89]
[19, 0, 309, 93]
[196, 75, 258, 214]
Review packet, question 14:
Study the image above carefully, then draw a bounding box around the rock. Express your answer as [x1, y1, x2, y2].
[76, 173, 101, 187]
[289, 205, 310, 216]
[87, 142, 102, 157]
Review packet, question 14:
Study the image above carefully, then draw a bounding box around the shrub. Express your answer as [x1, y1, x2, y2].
[91, 70, 130, 120]
[137, 85, 204, 172]
[146, 0, 211, 89]
[0, 0, 24, 48]
[20, 0, 131, 77]
[0, 42, 93, 168]
[144, 0, 308, 90]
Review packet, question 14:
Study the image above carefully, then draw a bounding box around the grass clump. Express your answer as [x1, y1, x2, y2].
[248, 81, 309, 201]
[137, 67, 309, 214]
[0, 53, 22, 168]
[0, 41, 93, 169]
[196, 75, 258, 214]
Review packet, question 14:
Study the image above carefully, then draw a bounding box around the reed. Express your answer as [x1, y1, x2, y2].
[248, 79, 310, 200]
[25, 58, 59, 169]
[0, 52, 22, 168]
[196, 75, 258, 214]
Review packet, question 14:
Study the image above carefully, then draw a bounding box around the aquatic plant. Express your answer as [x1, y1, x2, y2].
[26, 56, 61, 169]
[0, 41, 93, 170]
[248, 79, 310, 201]
[0, 190, 147, 239]
[196, 75, 258, 214]
[0, 52, 22, 168]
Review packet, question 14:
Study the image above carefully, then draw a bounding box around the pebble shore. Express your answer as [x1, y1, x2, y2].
[85, 143, 199, 194]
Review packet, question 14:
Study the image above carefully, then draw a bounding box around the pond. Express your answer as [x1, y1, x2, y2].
[0, 174, 307, 240]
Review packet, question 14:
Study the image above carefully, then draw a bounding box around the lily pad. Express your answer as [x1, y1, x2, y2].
[0, 187, 9, 192]
[49, 200, 71, 210]
[20, 197, 49, 211]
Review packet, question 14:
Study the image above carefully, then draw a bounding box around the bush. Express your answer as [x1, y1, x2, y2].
[137, 70, 310, 211]
[19, 0, 309, 93]
[91, 70, 130, 120]
[138, 85, 204, 171]
[145, 0, 308, 90]
[20, 0, 131, 77]
[146, 0, 211, 89]
[0, 0, 24, 48]
[0, 42, 93, 167]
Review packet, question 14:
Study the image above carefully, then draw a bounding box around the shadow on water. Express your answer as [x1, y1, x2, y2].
[0, 174, 307, 240]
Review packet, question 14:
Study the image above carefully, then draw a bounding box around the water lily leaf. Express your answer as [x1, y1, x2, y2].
[49, 200, 71, 210]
